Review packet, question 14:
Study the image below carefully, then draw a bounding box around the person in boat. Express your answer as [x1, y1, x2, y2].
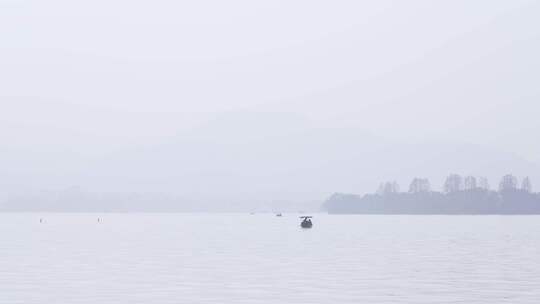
[301, 217, 312, 226]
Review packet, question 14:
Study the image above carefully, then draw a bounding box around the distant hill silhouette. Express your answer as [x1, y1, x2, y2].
[323, 175, 540, 214]
[2, 110, 539, 203]
[0, 187, 320, 213]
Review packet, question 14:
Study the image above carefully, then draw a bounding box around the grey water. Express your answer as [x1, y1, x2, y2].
[1, 213, 540, 304]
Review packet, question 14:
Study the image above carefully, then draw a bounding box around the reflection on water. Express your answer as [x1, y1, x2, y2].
[1, 214, 540, 303]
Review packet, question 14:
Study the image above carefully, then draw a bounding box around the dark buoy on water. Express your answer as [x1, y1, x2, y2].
[299, 216, 313, 228]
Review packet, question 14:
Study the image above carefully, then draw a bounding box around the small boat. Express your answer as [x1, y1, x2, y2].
[276, 213, 282, 217]
[299, 216, 313, 228]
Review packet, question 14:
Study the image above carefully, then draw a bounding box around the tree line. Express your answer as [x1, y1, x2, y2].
[376, 174, 533, 195]
[324, 174, 539, 214]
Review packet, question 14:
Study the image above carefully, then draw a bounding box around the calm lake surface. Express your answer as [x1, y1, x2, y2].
[1, 213, 540, 303]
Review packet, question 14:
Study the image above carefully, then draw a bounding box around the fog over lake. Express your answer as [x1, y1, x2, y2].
[2, 1, 540, 303]
[2, 213, 540, 304]
[1, 0, 540, 206]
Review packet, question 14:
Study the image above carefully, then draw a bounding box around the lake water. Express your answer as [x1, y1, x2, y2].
[1, 213, 540, 303]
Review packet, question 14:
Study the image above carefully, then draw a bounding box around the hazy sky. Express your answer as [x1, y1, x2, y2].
[1, 0, 539, 200]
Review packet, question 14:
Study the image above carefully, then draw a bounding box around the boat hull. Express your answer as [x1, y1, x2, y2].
[300, 222, 313, 228]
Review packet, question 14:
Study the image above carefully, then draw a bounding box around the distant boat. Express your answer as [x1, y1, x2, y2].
[299, 216, 313, 228]
[276, 213, 282, 217]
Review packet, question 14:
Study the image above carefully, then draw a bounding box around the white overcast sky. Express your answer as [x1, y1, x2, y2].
[1, 0, 539, 198]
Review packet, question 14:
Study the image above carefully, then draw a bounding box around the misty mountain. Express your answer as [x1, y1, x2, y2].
[1, 110, 538, 209]
[37, 111, 539, 202]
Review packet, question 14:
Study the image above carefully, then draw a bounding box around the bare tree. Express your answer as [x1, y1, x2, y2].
[409, 179, 419, 193]
[409, 178, 431, 193]
[499, 174, 518, 192]
[478, 177, 490, 190]
[521, 177, 532, 193]
[378, 181, 400, 195]
[464, 176, 477, 191]
[443, 174, 462, 193]
[391, 181, 400, 193]
[376, 183, 385, 195]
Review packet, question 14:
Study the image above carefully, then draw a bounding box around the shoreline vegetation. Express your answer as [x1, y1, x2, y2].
[323, 174, 540, 214]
